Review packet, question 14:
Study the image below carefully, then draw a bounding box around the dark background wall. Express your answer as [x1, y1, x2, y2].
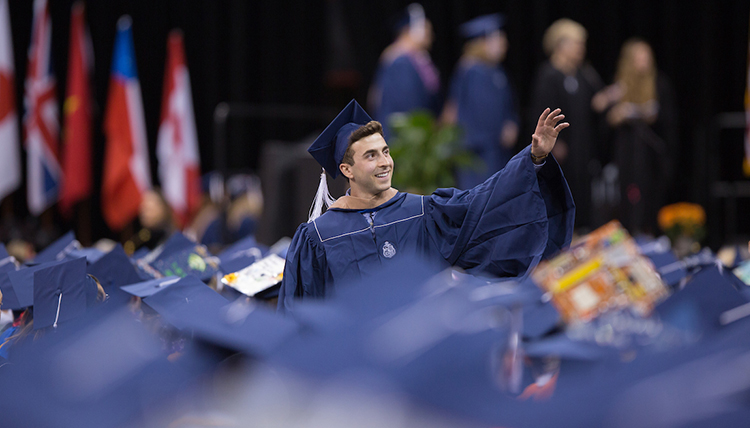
[4, 0, 750, 245]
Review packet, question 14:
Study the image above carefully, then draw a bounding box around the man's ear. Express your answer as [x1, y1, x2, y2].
[339, 163, 353, 180]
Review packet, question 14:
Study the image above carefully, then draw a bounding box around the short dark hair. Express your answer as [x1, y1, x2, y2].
[341, 121, 384, 166]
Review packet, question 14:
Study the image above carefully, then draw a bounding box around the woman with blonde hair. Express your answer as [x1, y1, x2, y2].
[529, 18, 605, 231]
[598, 38, 678, 235]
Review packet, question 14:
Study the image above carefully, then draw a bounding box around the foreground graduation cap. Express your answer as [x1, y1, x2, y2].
[459, 13, 505, 39]
[0, 307, 221, 428]
[32, 257, 94, 330]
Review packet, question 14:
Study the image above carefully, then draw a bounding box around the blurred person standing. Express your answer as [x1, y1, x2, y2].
[529, 19, 604, 231]
[597, 39, 677, 235]
[368, 3, 440, 138]
[442, 14, 519, 189]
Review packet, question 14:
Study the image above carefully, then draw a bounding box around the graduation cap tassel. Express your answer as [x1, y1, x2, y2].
[308, 168, 336, 223]
[53, 293, 63, 329]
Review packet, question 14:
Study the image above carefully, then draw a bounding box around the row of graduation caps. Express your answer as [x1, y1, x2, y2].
[3, 223, 750, 426]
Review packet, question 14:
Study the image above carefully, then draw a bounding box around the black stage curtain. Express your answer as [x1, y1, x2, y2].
[5, 0, 749, 243]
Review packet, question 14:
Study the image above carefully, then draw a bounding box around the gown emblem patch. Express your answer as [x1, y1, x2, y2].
[382, 241, 396, 258]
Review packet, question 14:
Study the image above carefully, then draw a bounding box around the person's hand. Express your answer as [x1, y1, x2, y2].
[531, 108, 569, 159]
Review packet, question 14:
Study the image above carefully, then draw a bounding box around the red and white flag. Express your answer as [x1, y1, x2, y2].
[24, 0, 60, 215]
[157, 30, 201, 228]
[59, 1, 93, 217]
[0, 0, 20, 202]
[102, 16, 151, 231]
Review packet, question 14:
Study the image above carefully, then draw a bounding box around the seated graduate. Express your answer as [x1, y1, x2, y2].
[277, 100, 575, 312]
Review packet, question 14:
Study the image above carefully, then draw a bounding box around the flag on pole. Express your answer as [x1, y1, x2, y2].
[744, 11, 750, 177]
[0, 0, 20, 202]
[157, 30, 201, 228]
[59, 1, 93, 217]
[102, 16, 151, 231]
[24, 0, 60, 215]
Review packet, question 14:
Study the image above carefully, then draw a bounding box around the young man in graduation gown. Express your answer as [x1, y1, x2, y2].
[278, 100, 574, 312]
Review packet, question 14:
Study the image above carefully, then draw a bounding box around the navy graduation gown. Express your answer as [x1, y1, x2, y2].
[278, 145, 575, 312]
[372, 52, 440, 138]
[449, 62, 518, 189]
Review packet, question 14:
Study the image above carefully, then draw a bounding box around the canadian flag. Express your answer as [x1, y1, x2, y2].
[0, 0, 20, 202]
[156, 30, 201, 228]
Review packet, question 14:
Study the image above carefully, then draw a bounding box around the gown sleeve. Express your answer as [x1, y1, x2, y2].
[424, 145, 575, 279]
[277, 224, 329, 312]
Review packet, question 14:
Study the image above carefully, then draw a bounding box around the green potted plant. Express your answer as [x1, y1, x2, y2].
[387, 110, 475, 195]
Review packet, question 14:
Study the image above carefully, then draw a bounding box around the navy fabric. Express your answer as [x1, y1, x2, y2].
[7, 260, 70, 310]
[27, 231, 77, 265]
[142, 276, 229, 330]
[0, 307, 218, 428]
[278, 145, 575, 312]
[655, 265, 748, 336]
[87, 244, 143, 290]
[120, 276, 181, 298]
[372, 53, 440, 138]
[0, 260, 21, 310]
[449, 62, 518, 188]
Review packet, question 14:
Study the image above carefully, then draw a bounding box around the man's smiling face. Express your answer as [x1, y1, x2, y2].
[339, 133, 393, 199]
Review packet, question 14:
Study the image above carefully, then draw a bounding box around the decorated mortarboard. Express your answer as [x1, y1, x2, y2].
[120, 276, 181, 298]
[221, 253, 285, 298]
[142, 276, 229, 331]
[32, 257, 91, 330]
[306, 99, 374, 221]
[150, 244, 221, 283]
[132, 232, 199, 280]
[26, 231, 80, 265]
[459, 13, 505, 39]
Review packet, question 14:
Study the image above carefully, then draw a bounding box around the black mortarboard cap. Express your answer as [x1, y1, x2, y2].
[459, 13, 505, 39]
[308, 99, 373, 179]
[32, 257, 89, 330]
